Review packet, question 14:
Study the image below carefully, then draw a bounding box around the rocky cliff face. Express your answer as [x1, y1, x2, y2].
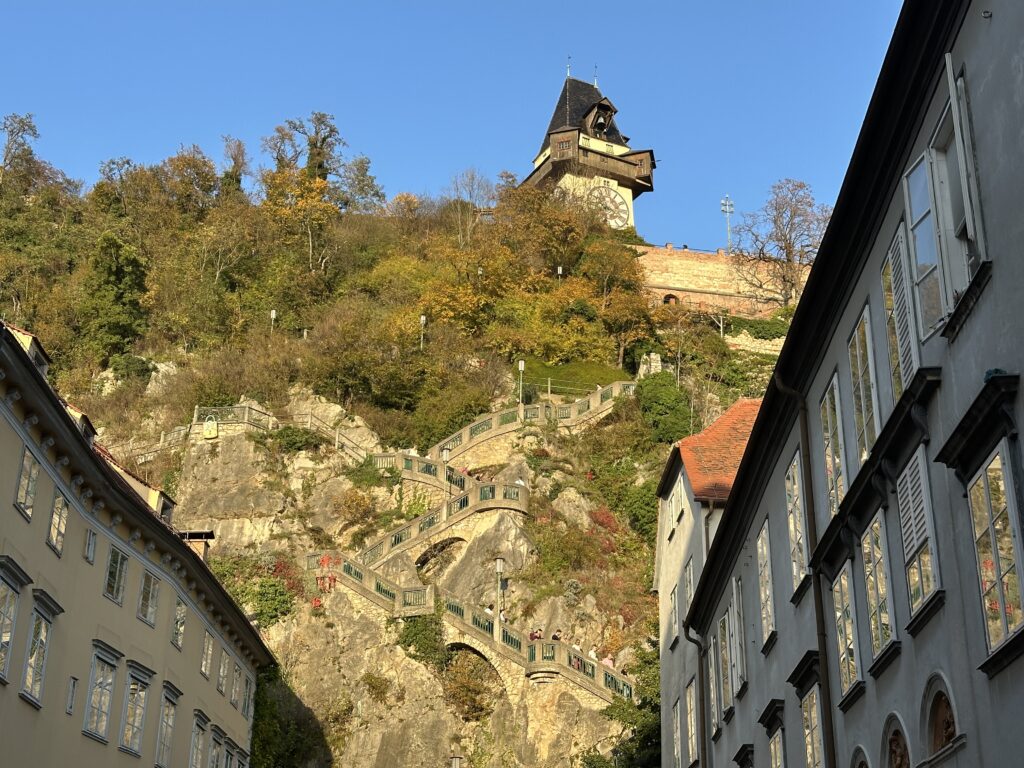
[170, 399, 629, 767]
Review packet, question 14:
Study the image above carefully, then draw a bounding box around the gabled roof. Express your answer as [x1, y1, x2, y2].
[539, 77, 627, 152]
[677, 398, 761, 502]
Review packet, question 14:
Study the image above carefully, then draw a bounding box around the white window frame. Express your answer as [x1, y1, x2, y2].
[769, 728, 786, 768]
[672, 698, 682, 768]
[757, 522, 776, 643]
[201, 631, 214, 678]
[669, 586, 679, 640]
[968, 440, 1024, 652]
[120, 669, 150, 754]
[801, 687, 824, 768]
[862, 512, 895, 658]
[848, 306, 880, 466]
[820, 373, 848, 516]
[231, 663, 242, 708]
[242, 676, 254, 719]
[217, 648, 230, 694]
[0, 579, 19, 681]
[155, 689, 177, 768]
[47, 493, 70, 555]
[138, 571, 160, 626]
[785, 451, 809, 593]
[21, 609, 51, 703]
[209, 730, 224, 768]
[880, 228, 921, 406]
[104, 546, 129, 604]
[14, 446, 40, 520]
[685, 677, 696, 763]
[707, 643, 719, 728]
[66, 676, 78, 714]
[832, 564, 859, 695]
[189, 714, 207, 768]
[172, 596, 187, 649]
[84, 650, 119, 739]
[731, 576, 746, 688]
[717, 613, 732, 712]
[903, 153, 946, 337]
[683, 558, 694, 612]
[84, 529, 97, 564]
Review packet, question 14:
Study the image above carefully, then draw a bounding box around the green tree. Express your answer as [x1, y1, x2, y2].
[635, 372, 691, 443]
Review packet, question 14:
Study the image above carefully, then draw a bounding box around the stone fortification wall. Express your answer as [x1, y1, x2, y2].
[638, 244, 805, 317]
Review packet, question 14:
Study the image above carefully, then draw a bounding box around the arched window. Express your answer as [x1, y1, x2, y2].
[928, 691, 956, 753]
[663, 294, 678, 305]
[850, 746, 870, 768]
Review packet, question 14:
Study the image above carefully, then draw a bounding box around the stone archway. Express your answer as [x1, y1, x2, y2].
[416, 537, 467, 582]
[442, 643, 508, 722]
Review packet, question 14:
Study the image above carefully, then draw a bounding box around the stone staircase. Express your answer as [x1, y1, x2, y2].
[305, 551, 635, 705]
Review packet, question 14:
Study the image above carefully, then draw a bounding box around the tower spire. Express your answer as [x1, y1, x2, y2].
[593, 65, 598, 88]
[566, 54, 572, 79]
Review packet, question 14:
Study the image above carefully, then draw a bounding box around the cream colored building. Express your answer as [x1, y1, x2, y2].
[0, 322, 273, 767]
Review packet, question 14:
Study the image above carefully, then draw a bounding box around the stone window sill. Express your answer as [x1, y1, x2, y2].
[82, 729, 108, 745]
[837, 679, 865, 713]
[723, 705, 735, 723]
[760, 630, 778, 657]
[14, 502, 32, 523]
[867, 640, 901, 679]
[118, 745, 141, 758]
[791, 574, 812, 605]
[978, 626, 1024, 678]
[917, 734, 968, 768]
[19, 690, 42, 709]
[735, 679, 748, 701]
[669, 635, 679, 652]
[941, 260, 991, 342]
[906, 590, 945, 637]
[711, 724, 722, 743]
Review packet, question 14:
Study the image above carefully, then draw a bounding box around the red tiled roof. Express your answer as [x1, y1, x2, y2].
[678, 398, 761, 502]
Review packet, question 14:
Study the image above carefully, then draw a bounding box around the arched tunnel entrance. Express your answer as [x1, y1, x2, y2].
[442, 642, 508, 722]
[415, 537, 466, 582]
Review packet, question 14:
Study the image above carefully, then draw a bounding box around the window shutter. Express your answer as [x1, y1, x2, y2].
[887, 227, 920, 381]
[895, 446, 932, 561]
[945, 53, 979, 244]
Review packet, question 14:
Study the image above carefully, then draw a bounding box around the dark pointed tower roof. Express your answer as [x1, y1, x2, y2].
[539, 77, 627, 152]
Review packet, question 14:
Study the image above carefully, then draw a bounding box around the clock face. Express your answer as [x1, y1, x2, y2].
[588, 185, 630, 229]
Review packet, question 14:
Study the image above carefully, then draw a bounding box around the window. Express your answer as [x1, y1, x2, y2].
[717, 613, 732, 711]
[707, 644, 718, 726]
[557, 139, 571, 150]
[189, 715, 207, 768]
[731, 577, 746, 688]
[231, 663, 242, 708]
[104, 546, 129, 604]
[969, 443, 1024, 650]
[757, 522, 775, 642]
[685, 678, 696, 763]
[848, 308, 879, 465]
[66, 676, 78, 714]
[48, 493, 69, 554]
[671, 698, 682, 768]
[903, 156, 944, 333]
[120, 673, 149, 753]
[832, 565, 858, 694]
[0, 580, 18, 680]
[769, 729, 785, 768]
[217, 649, 230, 693]
[862, 514, 894, 657]
[820, 374, 847, 516]
[896, 446, 938, 613]
[785, 452, 808, 592]
[138, 571, 160, 625]
[15, 447, 40, 519]
[85, 654, 118, 739]
[156, 691, 177, 767]
[201, 631, 214, 677]
[669, 586, 678, 638]
[673, 473, 686, 522]
[242, 676, 254, 719]
[22, 611, 51, 702]
[210, 732, 224, 768]
[683, 558, 694, 611]
[84, 529, 97, 563]
[801, 687, 823, 768]
[881, 229, 919, 403]
[172, 597, 187, 648]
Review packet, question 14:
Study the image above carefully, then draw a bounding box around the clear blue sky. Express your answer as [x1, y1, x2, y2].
[5, 1, 902, 251]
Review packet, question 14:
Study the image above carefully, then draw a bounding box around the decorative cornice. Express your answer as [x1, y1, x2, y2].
[787, 649, 820, 698]
[935, 372, 1018, 485]
[757, 698, 785, 735]
[31, 588, 64, 620]
[0, 554, 33, 591]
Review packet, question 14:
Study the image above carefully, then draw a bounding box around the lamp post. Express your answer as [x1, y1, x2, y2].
[518, 359, 525, 406]
[449, 747, 463, 768]
[419, 314, 427, 351]
[557, 265, 563, 282]
[270, 309, 277, 335]
[495, 556, 505, 614]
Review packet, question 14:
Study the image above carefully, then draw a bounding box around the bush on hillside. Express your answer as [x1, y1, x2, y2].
[634, 371, 692, 443]
[109, 353, 154, 382]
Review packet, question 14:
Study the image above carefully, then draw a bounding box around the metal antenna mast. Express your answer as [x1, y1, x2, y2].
[720, 194, 735, 254]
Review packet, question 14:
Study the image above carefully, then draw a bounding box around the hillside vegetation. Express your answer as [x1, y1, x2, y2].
[1, 111, 790, 767]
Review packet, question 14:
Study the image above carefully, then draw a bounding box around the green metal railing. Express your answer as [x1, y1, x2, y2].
[472, 612, 494, 636]
[479, 485, 496, 501]
[577, 399, 591, 415]
[402, 588, 427, 607]
[499, 410, 518, 426]
[391, 527, 411, 547]
[469, 418, 493, 438]
[503, 486, 521, 501]
[445, 596, 465, 619]
[501, 626, 522, 653]
[375, 580, 396, 601]
[419, 513, 439, 532]
[342, 561, 363, 582]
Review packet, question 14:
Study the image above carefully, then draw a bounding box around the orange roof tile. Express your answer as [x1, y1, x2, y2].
[678, 398, 761, 502]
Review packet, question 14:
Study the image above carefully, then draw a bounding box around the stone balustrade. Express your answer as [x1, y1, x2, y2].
[305, 553, 634, 703]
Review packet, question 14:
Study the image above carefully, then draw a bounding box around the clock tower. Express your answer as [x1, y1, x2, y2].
[521, 76, 655, 230]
